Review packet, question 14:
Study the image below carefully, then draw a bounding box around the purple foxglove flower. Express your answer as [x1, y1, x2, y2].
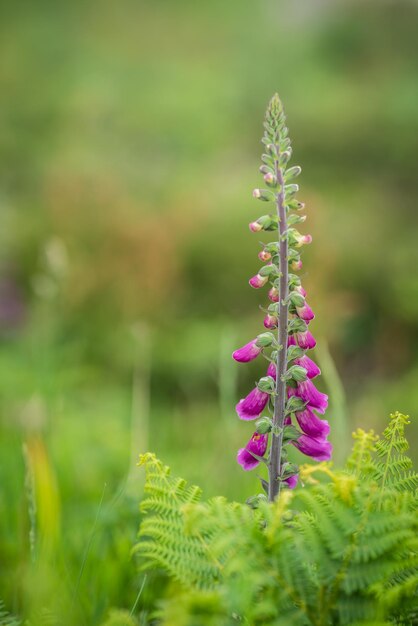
[296, 302, 315, 322]
[264, 314, 278, 329]
[294, 355, 321, 379]
[267, 362, 277, 379]
[249, 273, 268, 289]
[236, 386, 270, 420]
[268, 287, 279, 302]
[293, 434, 332, 461]
[232, 339, 261, 363]
[288, 330, 316, 350]
[288, 380, 328, 414]
[284, 474, 298, 489]
[237, 432, 268, 470]
[295, 407, 330, 440]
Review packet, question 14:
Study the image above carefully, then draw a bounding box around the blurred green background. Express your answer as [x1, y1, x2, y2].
[1, 0, 418, 623]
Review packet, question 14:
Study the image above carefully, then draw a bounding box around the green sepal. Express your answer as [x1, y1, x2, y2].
[288, 318, 308, 334]
[280, 462, 299, 479]
[246, 494, 268, 509]
[259, 264, 279, 278]
[255, 416, 273, 434]
[287, 214, 306, 226]
[286, 345, 305, 361]
[283, 425, 302, 442]
[288, 291, 305, 307]
[286, 365, 308, 382]
[285, 396, 307, 414]
[255, 332, 275, 347]
[257, 376, 275, 393]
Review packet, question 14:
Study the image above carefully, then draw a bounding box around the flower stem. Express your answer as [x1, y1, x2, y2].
[268, 160, 288, 502]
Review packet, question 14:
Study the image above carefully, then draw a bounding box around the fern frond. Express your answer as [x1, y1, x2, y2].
[135, 453, 219, 589]
[0, 602, 21, 626]
[372, 412, 418, 496]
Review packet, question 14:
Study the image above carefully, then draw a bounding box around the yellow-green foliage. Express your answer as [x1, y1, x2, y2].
[135, 414, 418, 625]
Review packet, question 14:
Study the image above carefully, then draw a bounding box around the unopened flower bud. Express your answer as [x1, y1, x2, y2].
[253, 188, 274, 202]
[249, 273, 268, 289]
[258, 249, 271, 262]
[249, 221, 263, 232]
[255, 416, 273, 434]
[268, 287, 279, 303]
[259, 165, 272, 175]
[287, 199, 305, 211]
[264, 172, 277, 186]
[291, 259, 303, 271]
[264, 314, 278, 329]
[295, 233, 312, 247]
[255, 332, 274, 348]
[249, 214, 278, 232]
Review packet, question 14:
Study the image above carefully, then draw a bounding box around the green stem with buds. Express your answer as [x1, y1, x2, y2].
[268, 161, 288, 502]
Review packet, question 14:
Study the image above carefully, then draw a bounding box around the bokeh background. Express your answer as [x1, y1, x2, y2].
[1, 0, 418, 623]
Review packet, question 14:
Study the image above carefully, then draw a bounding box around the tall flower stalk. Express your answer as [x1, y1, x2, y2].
[233, 94, 331, 501]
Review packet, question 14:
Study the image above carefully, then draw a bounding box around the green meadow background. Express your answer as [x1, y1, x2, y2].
[1, 1, 418, 623]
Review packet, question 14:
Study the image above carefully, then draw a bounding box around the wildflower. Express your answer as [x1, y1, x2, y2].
[293, 433, 332, 461]
[293, 355, 320, 379]
[232, 339, 262, 363]
[288, 330, 317, 350]
[237, 432, 268, 470]
[294, 406, 330, 439]
[236, 374, 274, 420]
[288, 380, 328, 414]
[295, 302, 315, 322]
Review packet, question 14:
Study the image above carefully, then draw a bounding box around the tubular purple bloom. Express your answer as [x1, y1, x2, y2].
[284, 474, 298, 489]
[237, 432, 268, 470]
[288, 380, 328, 414]
[236, 386, 270, 420]
[296, 302, 315, 322]
[232, 339, 262, 363]
[295, 407, 330, 440]
[294, 355, 321, 379]
[288, 330, 316, 350]
[249, 273, 268, 289]
[267, 362, 277, 379]
[292, 434, 332, 461]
